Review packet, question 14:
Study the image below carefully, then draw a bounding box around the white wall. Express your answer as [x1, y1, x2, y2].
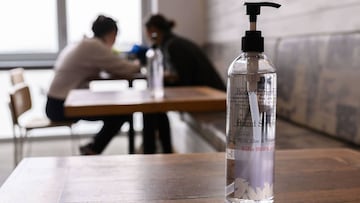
[156, 0, 206, 45]
[206, 0, 360, 43]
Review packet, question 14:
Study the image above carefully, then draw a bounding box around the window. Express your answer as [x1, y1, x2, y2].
[67, 0, 142, 51]
[0, 0, 143, 67]
[0, 0, 58, 54]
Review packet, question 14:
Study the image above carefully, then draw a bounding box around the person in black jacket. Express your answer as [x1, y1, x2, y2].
[141, 14, 225, 154]
[145, 14, 225, 90]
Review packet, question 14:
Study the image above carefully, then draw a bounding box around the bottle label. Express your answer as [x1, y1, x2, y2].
[227, 75, 276, 144]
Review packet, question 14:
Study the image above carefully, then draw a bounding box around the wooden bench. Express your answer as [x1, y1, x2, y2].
[182, 111, 226, 152]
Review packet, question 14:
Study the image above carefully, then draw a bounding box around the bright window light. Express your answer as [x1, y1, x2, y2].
[0, 0, 58, 54]
[66, 0, 142, 51]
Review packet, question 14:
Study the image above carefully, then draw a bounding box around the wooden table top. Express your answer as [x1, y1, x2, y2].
[1, 148, 360, 202]
[64, 86, 226, 117]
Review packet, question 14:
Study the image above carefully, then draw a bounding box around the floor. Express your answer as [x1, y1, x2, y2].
[0, 112, 216, 186]
[1, 115, 357, 187]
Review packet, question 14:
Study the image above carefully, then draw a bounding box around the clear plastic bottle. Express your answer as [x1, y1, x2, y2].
[225, 2, 280, 202]
[225, 52, 277, 203]
[146, 46, 164, 99]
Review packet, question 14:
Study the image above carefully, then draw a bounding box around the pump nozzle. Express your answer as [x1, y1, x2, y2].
[242, 2, 281, 52]
[245, 2, 281, 25]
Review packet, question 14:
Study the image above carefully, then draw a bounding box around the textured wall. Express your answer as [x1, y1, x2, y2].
[157, 0, 206, 45]
[206, 0, 360, 41]
[205, 0, 360, 144]
[276, 34, 360, 144]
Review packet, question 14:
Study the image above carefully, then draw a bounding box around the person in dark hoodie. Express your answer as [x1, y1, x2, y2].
[145, 14, 225, 90]
[142, 14, 225, 154]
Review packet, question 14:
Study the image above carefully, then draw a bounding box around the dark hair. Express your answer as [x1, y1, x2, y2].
[145, 14, 175, 33]
[92, 15, 118, 38]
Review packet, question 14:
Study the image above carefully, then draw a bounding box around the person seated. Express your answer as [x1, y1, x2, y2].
[141, 14, 226, 154]
[129, 44, 149, 66]
[46, 15, 140, 155]
[145, 14, 225, 90]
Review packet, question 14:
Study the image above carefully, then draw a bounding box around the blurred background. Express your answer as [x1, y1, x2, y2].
[0, 0, 359, 185]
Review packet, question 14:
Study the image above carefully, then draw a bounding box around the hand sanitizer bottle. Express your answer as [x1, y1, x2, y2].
[225, 2, 280, 203]
[146, 44, 164, 99]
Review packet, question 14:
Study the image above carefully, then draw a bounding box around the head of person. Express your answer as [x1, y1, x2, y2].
[145, 14, 175, 46]
[92, 15, 118, 47]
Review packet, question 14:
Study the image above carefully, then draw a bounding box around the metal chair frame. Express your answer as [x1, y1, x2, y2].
[8, 82, 77, 166]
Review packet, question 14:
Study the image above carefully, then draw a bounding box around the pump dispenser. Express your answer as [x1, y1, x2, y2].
[242, 2, 280, 53]
[225, 2, 280, 203]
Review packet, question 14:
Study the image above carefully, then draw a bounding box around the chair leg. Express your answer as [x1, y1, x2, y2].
[13, 126, 18, 167]
[25, 130, 32, 158]
[18, 128, 26, 161]
[13, 126, 25, 167]
[70, 124, 79, 155]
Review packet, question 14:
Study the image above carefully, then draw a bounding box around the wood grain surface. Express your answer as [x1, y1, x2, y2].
[1, 148, 360, 202]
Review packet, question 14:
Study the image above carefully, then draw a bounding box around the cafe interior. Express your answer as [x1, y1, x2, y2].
[0, 0, 360, 202]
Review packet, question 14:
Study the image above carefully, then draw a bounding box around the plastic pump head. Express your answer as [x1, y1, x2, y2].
[245, 2, 281, 24]
[242, 2, 281, 52]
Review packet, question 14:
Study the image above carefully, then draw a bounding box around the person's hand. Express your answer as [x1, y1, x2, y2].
[132, 59, 141, 67]
[131, 59, 142, 73]
[164, 70, 179, 84]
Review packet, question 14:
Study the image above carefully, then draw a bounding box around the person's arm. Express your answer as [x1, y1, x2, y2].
[91, 42, 140, 78]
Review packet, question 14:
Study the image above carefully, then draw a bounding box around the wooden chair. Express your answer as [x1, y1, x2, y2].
[9, 83, 77, 166]
[9, 67, 25, 85]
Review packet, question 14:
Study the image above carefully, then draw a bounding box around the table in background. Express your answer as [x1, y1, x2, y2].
[64, 86, 226, 153]
[88, 71, 146, 150]
[65, 86, 226, 117]
[91, 71, 146, 87]
[1, 148, 360, 202]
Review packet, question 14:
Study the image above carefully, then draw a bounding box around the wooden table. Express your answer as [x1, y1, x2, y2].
[1, 148, 360, 203]
[64, 86, 226, 117]
[65, 86, 226, 154]
[91, 71, 146, 87]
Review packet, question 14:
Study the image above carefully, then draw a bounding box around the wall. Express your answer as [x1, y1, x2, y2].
[205, 0, 360, 144]
[206, 0, 360, 73]
[156, 0, 206, 45]
[207, 0, 360, 40]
